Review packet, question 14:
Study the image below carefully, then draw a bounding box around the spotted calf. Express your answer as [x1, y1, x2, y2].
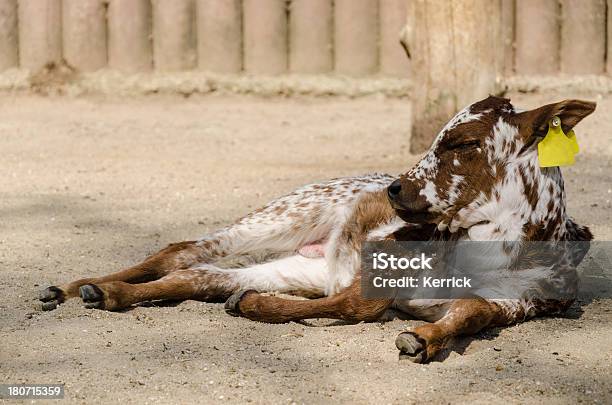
[39, 96, 595, 363]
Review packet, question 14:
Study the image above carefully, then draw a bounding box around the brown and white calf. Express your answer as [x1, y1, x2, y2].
[39, 96, 595, 363]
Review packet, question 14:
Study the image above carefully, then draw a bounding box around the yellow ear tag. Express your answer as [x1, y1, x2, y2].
[537, 116, 577, 167]
[567, 129, 579, 154]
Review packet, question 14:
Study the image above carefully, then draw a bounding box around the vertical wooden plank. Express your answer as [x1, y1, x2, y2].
[608, 0, 612, 74]
[515, 0, 559, 75]
[289, 0, 332, 73]
[0, 0, 18, 70]
[63, 0, 107, 71]
[410, 0, 502, 153]
[197, 0, 242, 73]
[335, 0, 378, 76]
[379, 0, 409, 77]
[501, 0, 515, 75]
[243, 0, 287, 74]
[108, 0, 153, 72]
[152, 0, 196, 71]
[561, 0, 605, 74]
[18, 0, 62, 71]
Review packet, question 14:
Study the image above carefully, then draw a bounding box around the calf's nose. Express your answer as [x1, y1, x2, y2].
[387, 179, 402, 200]
[387, 178, 432, 213]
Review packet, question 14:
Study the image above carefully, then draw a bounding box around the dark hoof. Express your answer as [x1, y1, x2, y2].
[41, 301, 59, 311]
[79, 284, 105, 309]
[39, 286, 65, 311]
[39, 286, 64, 302]
[224, 290, 257, 317]
[396, 332, 427, 363]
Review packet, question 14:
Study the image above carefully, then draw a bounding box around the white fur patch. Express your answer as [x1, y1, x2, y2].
[205, 255, 329, 295]
[419, 180, 439, 207]
[367, 217, 407, 241]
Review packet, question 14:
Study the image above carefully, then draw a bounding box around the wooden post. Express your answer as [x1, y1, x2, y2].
[63, 0, 108, 71]
[289, 0, 332, 73]
[196, 0, 242, 73]
[409, 0, 503, 153]
[18, 0, 62, 71]
[0, 0, 18, 70]
[608, 0, 612, 74]
[152, 0, 196, 71]
[108, 0, 153, 72]
[515, 0, 559, 75]
[243, 0, 287, 74]
[561, 0, 605, 74]
[379, 0, 409, 77]
[334, 0, 378, 76]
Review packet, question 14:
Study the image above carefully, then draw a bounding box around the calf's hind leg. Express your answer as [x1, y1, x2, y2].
[78, 266, 238, 311]
[39, 241, 211, 310]
[77, 254, 331, 311]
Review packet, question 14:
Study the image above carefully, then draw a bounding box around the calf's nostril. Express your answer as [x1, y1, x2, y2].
[387, 180, 402, 198]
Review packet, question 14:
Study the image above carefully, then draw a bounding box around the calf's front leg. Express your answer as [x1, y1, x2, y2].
[225, 277, 393, 323]
[395, 297, 513, 363]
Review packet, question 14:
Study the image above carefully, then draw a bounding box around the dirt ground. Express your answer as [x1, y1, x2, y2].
[1, 92, 611, 404]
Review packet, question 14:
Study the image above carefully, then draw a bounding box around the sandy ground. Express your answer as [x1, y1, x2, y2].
[1, 92, 611, 404]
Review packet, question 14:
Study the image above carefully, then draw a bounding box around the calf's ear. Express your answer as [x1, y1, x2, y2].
[517, 99, 596, 138]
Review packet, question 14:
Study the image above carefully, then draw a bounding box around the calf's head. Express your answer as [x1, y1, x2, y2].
[389, 96, 595, 240]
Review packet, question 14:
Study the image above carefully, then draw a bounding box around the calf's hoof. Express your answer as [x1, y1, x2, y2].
[79, 284, 106, 309]
[396, 332, 428, 363]
[224, 290, 258, 317]
[38, 286, 65, 311]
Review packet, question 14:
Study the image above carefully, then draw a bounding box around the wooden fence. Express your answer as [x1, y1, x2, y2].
[0, 0, 410, 76]
[0, 0, 610, 78]
[513, 0, 608, 75]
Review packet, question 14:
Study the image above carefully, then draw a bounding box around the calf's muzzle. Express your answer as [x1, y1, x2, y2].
[387, 178, 432, 215]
